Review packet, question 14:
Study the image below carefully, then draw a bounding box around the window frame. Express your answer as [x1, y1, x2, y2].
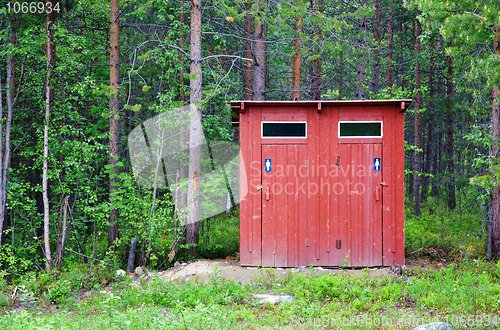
[261, 121, 308, 139]
[338, 120, 383, 138]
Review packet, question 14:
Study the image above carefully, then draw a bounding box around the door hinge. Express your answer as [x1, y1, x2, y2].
[336, 155, 341, 166]
[336, 239, 341, 249]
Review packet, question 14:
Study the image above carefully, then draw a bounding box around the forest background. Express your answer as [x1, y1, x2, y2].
[0, 0, 499, 276]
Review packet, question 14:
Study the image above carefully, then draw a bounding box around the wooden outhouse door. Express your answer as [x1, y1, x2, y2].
[337, 143, 383, 267]
[261, 143, 383, 267]
[261, 144, 312, 267]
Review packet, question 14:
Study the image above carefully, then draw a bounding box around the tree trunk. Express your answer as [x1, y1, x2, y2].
[187, 0, 202, 258]
[55, 196, 68, 270]
[292, 16, 303, 100]
[491, 28, 500, 257]
[177, 0, 188, 242]
[445, 55, 456, 210]
[371, 0, 381, 96]
[0, 76, 3, 247]
[338, 53, 343, 100]
[43, 5, 56, 272]
[108, 0, 120, 249]
[314, 0, 323, 100]
[127, 237, 137, 273]
[244, 2, 253, 100]
[0, 19, 14, 248]
[253, 0, 266, 101]
[413, 20, 422, 216]
[308, 0, 322, 100]
[421, 36, 435, 202]
[386, 0, 394, 90]
[356, 0, 366, 100]
[179, 0, 186, 103]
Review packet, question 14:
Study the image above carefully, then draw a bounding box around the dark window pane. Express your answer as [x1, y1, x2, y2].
[262, 122, 306, 137]
[339, 122, 381, 137]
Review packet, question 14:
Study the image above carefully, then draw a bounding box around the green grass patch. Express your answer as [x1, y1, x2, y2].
[1, 260, 500, 329]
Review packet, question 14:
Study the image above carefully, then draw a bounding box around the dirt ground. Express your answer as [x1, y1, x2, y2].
[156, 257, 446, 284]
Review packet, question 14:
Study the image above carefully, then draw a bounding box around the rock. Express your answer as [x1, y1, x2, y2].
[135, 267, 144, 276]
[174, 261, 181, 267]
[181, 262, 187, 266]
[413, 322, 453, 330]
[255, 294, 294, 304]
[116, 269, 126, 277]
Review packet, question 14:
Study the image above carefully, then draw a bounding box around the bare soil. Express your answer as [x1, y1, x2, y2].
[156, 257, 444, 284]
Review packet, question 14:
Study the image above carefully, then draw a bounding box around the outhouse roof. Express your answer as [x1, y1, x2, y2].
[230, 99, 412, 112]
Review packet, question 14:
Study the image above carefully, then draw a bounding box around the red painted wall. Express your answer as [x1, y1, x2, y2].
[233, 100, 409, 267]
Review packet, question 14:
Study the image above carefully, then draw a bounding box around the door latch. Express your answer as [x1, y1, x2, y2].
[380, 182, 388, 187]
[336, 239, 341, 249]
[256, 185, 262, 191]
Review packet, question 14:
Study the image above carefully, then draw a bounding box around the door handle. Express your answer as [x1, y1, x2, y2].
[376, 187, 380, 201]
[266, 187, 270, 201]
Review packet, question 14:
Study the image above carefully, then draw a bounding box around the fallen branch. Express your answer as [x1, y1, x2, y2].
[66, 248, 111, 266]
[11, 286, 17, 300]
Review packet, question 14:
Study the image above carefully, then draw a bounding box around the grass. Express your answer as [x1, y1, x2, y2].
[1, 258, 500, 329]
[0, 197, 497, 329]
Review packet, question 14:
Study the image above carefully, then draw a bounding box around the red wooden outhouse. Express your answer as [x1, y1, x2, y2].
[231, 100, 411, 267]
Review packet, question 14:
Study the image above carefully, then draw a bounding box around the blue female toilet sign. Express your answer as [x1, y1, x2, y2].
[264, 158, 272, 172]
[374, 158, 381, 171]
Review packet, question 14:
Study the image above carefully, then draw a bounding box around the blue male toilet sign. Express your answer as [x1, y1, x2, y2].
[264, 158, 272, 172]
[374, 158, 381, 172]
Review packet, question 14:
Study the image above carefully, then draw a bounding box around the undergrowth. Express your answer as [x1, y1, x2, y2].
[0, 258, 500, 329]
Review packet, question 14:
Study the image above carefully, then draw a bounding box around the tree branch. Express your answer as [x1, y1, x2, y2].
[201, 54, 253, 62]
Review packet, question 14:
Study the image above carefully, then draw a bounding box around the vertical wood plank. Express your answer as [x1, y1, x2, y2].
[306, 107, 318, 265]
[395, 108, 406, 265]
[275, 145, 286, 267]
[239, 107, 250, 265]
[318, 106, 330, 264]
[338, 143, 350, 266]
[298, 145, 308, 266]
[382, 105, 395, 266]
[350, 144, 360, 267]
[330, 106, 340, 266]
[361, 144, 372, 266]
[373, 143, 383, 265]
[286, 145, 297, 267]
[252, 106, 262, 266]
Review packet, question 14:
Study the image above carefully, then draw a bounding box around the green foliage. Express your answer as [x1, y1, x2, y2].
[1, 259, 500, 328]
[405, 195, 485, 256]
[198, 213, 239, 259]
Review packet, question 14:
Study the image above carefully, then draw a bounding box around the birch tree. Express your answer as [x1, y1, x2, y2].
[0, 18, 14, 247]
[186, 0, 203, 257]
[109, 0, 120, 249]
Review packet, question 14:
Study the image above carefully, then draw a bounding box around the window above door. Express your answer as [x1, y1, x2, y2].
[261, 122, 307, 138]
[339, 121, 383, 138]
